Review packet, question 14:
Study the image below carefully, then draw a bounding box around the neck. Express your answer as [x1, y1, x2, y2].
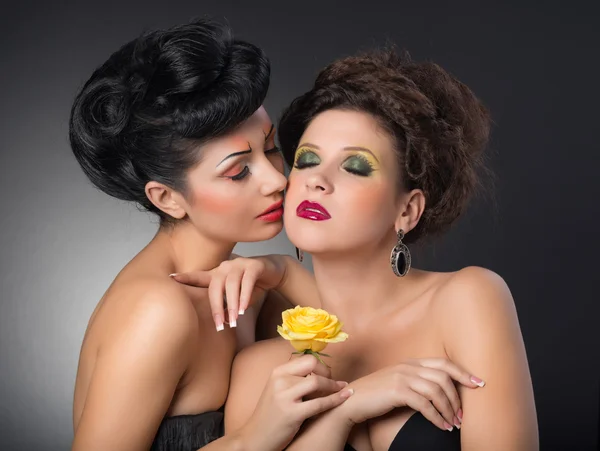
[154, 221, 235, 273]
[311, 239, 413, 331]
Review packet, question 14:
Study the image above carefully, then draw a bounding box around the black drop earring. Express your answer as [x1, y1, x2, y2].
[390, 229, 411, 277]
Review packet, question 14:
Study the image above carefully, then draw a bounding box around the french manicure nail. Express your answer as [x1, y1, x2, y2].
[340, 388, 354, 399]
[470, 376, 485, 387]
[169, 273, 177, 278]
[337, 381, 349, 388]
[238, 308, 245, 315]
[443, 421, 453, 432]
[214, 314, 224, 332]
[453, 416, 461, 429]
[229, 310, 237, 328]
[457, 408, 463, 423]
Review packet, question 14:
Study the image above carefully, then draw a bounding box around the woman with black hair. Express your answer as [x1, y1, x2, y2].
[69, 18, 351, 451]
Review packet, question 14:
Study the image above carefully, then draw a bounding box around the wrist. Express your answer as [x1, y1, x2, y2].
[332, 396, 358, 428]
[234, 417, 282, 451]
[263, 254, 290, 292]
[319, 402, 356, 432]
[250, 254, 286, 291]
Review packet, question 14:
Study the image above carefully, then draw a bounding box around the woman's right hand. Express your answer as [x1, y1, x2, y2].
[338, 358, 485, 432]
[170, 255, 286, 330]
[237, 354, 353, 451]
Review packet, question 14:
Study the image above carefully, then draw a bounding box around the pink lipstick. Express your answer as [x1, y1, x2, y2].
[296, 200, 331, 221]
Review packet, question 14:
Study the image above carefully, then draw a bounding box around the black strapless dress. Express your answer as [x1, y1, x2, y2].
[345, 412, 461, 451]
[150, 410, 224, 451]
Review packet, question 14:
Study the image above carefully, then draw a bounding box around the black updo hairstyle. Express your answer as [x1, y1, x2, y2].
[69, 18, 270, 223]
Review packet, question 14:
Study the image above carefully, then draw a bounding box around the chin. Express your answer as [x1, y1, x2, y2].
[286, 226, 335, 254]
[239, 221, 284, 243]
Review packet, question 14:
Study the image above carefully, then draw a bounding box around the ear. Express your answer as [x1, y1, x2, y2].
[395, 189, 425, 234]
[145, 181, 187, 220]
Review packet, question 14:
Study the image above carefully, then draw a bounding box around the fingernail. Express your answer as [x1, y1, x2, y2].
[229, 310, 237, 328]
[470, 376, 485, 387]
[337, 381, 349, 388]
[453, 416, 461, 429]
[443, 421, 453, 432]
[340, 388, 354, 399]
[457, 408, 463, 423]
[169, 273, 177, 278]
[214, 314, 224, 332]
[238, 308, 245, 315]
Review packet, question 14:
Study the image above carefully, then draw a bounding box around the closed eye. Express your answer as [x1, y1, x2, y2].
[342, 154, 375, 176]
[294, 148, 321, 169]
[222, 162, 251, 181]
[229, 166, 250, 181]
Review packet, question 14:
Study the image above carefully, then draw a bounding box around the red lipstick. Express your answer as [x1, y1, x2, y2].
[257, 200, 284, 222]
[296, 200, 331, 221]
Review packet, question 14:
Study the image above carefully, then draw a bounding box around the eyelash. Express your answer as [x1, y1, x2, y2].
[228, 147, 281, 182]
[230, 166, 250, 181]
[293, 149, 317, 169]
[344, 154, 374, 176]
[294, 151, 374, 175]
[294, 160, 318, 169]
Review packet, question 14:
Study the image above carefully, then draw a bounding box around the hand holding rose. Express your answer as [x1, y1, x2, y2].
[237, 354, 353, 451]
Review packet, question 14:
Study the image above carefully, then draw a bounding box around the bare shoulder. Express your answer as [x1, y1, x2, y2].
[429, 266, 521, 359]
[95, 276, 199, 350]
[432, 266, 515, 317]
[428, 271, 538, 449]
[72, 277, 203, 448]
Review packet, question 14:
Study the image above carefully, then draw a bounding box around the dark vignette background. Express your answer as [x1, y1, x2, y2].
[0, 1, 598, 450]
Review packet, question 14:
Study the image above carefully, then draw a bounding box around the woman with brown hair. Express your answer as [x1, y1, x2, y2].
[179, 48, 538, 450]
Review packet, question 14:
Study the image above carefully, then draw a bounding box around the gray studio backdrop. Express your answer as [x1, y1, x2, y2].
[1, 1, 598, 450]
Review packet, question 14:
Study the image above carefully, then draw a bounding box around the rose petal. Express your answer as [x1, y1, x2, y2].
[287, 330, 318, 340]
[280, 306, 348, 349]
[290, 340, 312, 352]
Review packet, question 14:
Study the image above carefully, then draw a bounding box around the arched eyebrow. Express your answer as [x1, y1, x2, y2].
[216, 142, 252, 167]
[297, 142, 319, 150]
[297, 143, 380, 163]
[342, 146, 380, 163]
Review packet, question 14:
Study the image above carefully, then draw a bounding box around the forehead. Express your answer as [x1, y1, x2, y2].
[200, 107, 274, 156]
[302, 109, 394, 150]
[236, 106, 273, 136]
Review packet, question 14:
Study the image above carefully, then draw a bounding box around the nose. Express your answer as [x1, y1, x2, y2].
[306, 172, 334, 194]
[259, 161, 288, 196]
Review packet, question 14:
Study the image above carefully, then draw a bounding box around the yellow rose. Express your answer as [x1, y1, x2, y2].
[277, 305, 348, 352]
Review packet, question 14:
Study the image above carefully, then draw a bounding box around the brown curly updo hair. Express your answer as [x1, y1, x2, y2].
[278, 49, 491, 243]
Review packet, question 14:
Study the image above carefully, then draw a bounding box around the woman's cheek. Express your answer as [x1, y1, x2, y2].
[192, 187, 238, 214]
[336, 180, 385, 218]
[285, 172, 303, 197]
